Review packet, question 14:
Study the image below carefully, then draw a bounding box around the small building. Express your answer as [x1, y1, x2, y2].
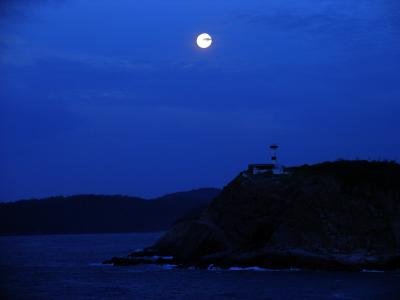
[247, 163, 275, 175]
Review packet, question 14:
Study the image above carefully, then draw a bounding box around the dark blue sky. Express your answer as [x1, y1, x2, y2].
[1, 0, 399, 201]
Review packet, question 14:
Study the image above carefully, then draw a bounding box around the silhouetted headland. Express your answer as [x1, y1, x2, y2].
[0, 188, 220, 235]
[105, 160, 400, 271]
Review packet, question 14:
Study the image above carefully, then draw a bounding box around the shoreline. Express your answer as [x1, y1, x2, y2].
[103, 249, 400, 272]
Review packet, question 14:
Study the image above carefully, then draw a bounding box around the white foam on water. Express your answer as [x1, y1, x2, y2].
[228, 266, 302, 272]
[361, 269, 385, 273]
[205, 264, 303, 272]
[229, 266, 266, 271]
[162, 264, 177, 270]
[143, 255, 173, 261]
[207, 264, 222, 271]
[160, 256, 173, 260]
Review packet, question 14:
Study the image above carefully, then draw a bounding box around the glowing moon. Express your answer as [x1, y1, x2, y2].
[196, 33, 212, 49]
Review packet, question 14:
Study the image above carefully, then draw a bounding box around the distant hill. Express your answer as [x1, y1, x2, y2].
[0, 188, 220, 235]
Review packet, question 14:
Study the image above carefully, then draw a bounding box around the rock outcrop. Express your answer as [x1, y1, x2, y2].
[106, 161, 400, 270]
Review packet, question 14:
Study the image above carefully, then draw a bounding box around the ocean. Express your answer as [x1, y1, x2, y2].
[0, 233, 399, 300]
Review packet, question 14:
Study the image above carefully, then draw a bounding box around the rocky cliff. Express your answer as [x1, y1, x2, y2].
[106, 161, 400, 270]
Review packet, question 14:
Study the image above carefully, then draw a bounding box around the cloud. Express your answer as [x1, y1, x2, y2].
[69, 102, 287, 141]
[0, 0, 64, 19]
[0, 39, 244, 73]
[51, 53, 156, 71]
[46, 89, 139, 106]
[231, 0, 400, 35]
[0, 43, 156, 71]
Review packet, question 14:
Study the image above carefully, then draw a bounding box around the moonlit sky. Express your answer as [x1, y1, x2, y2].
[0, 0, 399, 201]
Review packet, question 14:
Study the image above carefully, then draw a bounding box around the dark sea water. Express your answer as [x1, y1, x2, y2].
[0, 233, 399, 300]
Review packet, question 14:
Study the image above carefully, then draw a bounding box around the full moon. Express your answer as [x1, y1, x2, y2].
[196, 33, 212, 49]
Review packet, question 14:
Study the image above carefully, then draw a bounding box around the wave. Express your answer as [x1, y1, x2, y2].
[361, 269, 385, 273]
[207, 264, 302, 272]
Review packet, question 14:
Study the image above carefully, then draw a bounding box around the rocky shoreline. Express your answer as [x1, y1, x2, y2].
[103, 249, 400, 271]
[105, 161, 400, 271]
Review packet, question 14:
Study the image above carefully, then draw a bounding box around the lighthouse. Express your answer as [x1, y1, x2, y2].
[247, 144, 284, 175]
[270, 144, 278, 166]
[270, 144, 284, 174]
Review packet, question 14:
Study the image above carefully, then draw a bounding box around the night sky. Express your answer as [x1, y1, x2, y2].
[1, 0, 399, 201]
